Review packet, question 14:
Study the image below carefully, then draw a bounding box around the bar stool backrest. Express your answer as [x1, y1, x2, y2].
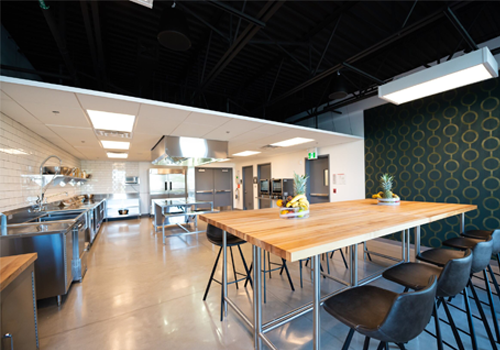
[377, 276, 437, 343]
[471, 236, 494, 274]
[206, 224, 224, 245]
[437, 249, 472, 297]
[491, 229, 500, 253]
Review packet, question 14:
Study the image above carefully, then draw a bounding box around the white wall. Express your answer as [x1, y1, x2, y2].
[231, 140, 365, 209]
[0, 113, 81, 211]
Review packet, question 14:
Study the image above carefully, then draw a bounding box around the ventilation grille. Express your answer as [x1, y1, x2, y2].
[261, 145, 279, 150]
[95, 129, 132, 139]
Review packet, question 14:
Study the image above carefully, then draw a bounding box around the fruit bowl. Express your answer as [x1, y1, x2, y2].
[377, 197, 400, 206]
[279, 207, 310, 219]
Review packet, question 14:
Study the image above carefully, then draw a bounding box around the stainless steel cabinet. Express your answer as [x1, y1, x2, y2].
[0, 262, 38, 350]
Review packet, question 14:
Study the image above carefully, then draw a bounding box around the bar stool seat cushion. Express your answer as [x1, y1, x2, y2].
[417, 249, 464, 267]
[383, 263, 442, 291]
[463, 229, 494, 240]
[324, 285, 397, 332]
[443, 237, 483, 250]
[206, 225, 245, 246]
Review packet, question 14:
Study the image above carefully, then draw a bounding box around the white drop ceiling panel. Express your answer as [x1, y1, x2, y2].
[0, 90, 12, 100]
[1, 85, 81, 107]
[76, 94, 141, 116]
[203, 119, 263, 141]
[0, 100, 41, 126]
[48, 126, 99, 146]
[170, 122, 219, 138]
[21, 103, 90, 128]
[135, 104, 189, 134]
[183, 112, 230, 127]
[0, 76, 363, 162]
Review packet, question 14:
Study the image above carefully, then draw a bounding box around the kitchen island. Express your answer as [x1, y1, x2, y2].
[200, 199, 477, 350]
[152, 198, 217, 243]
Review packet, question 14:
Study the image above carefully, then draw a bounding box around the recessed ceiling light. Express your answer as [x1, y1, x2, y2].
[87, 110, 136, 133]
[271, 137, 315, 147]
[107, 152, 128, 159]
[379, 47, 498, 105]
[101, 141, 130, 150]
[232, 151, 261, 157]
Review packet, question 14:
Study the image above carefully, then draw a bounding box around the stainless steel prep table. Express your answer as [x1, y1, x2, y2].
[153, 198, 217, 243]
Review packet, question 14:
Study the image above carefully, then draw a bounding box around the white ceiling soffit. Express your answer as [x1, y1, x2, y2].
[0, 76, 363, 161]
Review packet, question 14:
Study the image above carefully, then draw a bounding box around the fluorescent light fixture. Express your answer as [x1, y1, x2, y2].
[87, 110, 136, 133]
[271, 137, 315, 147]
[179, 137, 208, 158]
[107, 152, 128, 159]
[218, 158, 230, 162]
[129, 0, 153, 8]
[0, 148, 28, 155]
[232, 151, 261, 157]
[379, 47, 499, 105]
[101, 141, 130, 150]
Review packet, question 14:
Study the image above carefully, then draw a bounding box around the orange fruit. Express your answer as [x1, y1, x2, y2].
[277, 199, 283, 207]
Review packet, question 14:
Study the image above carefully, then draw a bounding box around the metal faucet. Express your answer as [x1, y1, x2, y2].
[0, 212, 6, 236]
[36, 155, 63, 211]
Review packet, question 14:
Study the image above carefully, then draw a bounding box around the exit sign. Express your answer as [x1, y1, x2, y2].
[308, 147, 318, 160]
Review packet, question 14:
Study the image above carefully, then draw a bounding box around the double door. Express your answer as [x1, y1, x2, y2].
[195, 168, 232, 209]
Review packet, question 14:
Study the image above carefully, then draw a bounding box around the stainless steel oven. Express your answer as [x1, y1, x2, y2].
[259, 179, 270, 196]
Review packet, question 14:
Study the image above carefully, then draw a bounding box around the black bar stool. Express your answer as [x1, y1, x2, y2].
[202, 224, 252, 320]
[418, 236, 498, 350]
[461, 229, 500, 302]
[441, 230, 500, 343]
[324, 276, 438, 350]
[382, 249, 473, 350]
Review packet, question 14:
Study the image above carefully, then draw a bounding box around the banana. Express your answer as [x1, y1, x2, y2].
[298, 198, 309, 206]
[286, 201, 292, 208]
[292, 202, 299, 208]
[290, 194, 307, 204]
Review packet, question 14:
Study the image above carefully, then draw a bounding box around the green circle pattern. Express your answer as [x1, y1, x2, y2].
[364, 78, 500, 248]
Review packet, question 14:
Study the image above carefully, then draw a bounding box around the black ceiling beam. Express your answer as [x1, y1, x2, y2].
[178, 2, 230, 43]
[203, 0, 266, 28]
[90, 1, 108, 87]
[264, 1, 470, 109]
[40, 3, 80, 85]
[197, 0, 285, 93]
[342, 62, 384, 85]
[80, 1, 101, 86]
[234, 1, 359, 99]
[0, 65, 69, 80]
[444, 7, 479, 51]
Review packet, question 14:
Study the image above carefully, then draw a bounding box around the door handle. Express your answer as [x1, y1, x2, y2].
[216, 190, 231, 193]
[196, 190, 213, 194]
[169, 182, 172, 191]
[2, 333, 13, 350]
[310, 193, 329, 197]
[165, 182, 168, 191]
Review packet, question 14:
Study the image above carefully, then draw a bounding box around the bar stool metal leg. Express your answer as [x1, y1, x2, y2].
[281, 259, 295, 291]
[487, 263, 500, 303]
[463, 285, 478, 350]
[237, 245, 252, 288]
[203, 247, 222, 301]
[341, 328, 355, 350]
[253, 245, 262, 350]
[363, 337, 371, 350]
[229, 246, 238, 289]
[468, 281, 498, 350]
[441, 298, 465, 350]
[482, 270, 500, 343]
[433, 299, 444, 350]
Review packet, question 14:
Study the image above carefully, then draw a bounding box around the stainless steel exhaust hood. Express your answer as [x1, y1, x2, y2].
[151, 136, 228, 166]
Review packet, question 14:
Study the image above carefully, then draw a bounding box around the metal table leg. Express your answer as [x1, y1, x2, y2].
[350, 244, 358, 286]
[406, 229, 411, 262]
[401, 230, 406, 262]
[223, 230, 228, 318]
[253, 246, 262, 350]
[461, 213, 465, 234]
[414, 226, 421, 260]
[312, 254, 321, 350]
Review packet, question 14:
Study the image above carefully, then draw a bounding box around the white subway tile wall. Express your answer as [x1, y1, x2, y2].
[0, 113, 81, 211]
[81, 161, 141, 195]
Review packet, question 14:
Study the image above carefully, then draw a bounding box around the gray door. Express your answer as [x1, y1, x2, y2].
[195, 168, 214, 209]
[258, 163, 271, 208]
[214, 168, 232, 208]
[306, 156, 330, 204]
[243, 166, 254, 210]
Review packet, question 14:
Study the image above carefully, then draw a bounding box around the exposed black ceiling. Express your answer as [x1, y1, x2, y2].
[1, 1, 500, 123]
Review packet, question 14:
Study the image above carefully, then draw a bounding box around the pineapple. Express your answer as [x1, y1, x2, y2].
[379, 173, 394, 199]
[293, 172, 308, 196]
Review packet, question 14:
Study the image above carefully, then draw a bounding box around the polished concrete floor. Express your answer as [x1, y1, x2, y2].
[38, 218, 499, 349]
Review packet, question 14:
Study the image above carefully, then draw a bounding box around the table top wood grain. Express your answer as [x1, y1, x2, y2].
[0, 253, 37, 292]
[200, 199, 477, 261]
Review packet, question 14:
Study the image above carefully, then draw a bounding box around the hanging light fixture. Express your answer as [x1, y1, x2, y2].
[328, 71, 349, 100]
[157, 2, 191, 51]
[379, 47, 498, 105]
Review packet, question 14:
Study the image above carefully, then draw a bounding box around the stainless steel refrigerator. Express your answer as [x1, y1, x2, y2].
[149, 168, 187, 212]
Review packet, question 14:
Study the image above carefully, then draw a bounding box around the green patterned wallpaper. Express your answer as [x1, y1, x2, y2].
[364, 78, 500, 248]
